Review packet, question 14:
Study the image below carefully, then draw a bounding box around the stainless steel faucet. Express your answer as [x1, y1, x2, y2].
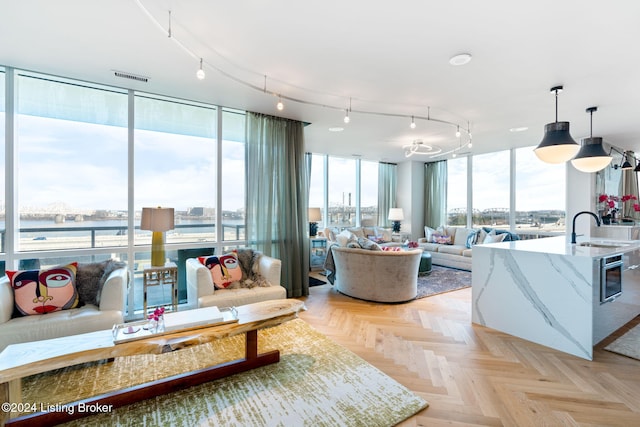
[571, 211, 601, 244]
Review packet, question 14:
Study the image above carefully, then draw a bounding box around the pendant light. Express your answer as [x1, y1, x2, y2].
[534, 86, 580, 164]
[570, 107, 612, 173]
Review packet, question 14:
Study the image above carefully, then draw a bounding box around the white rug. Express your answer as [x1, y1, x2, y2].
[23, 319, 428, 426]
[605, 323, 640, 360]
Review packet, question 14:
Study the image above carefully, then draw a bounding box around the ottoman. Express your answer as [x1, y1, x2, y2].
[419, 251, 432, 275]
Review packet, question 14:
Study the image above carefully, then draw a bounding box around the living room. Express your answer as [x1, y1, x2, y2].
[1, 1, 640, 425]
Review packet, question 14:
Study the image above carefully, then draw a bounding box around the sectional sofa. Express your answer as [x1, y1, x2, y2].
[418, 226, 520, 271]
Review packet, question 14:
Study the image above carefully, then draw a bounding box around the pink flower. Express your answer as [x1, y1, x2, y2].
[608, 200, 616, 208]
[599, 194, 609, 203]
[634, 204, 640, 212]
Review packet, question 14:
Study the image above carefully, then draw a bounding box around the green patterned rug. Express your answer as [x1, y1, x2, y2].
[22, 319, 428, 426]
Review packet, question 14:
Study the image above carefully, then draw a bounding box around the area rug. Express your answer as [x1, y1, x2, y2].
[309, 276, 327, 287]
[605, 323, 640, 360]
[416, 265, 471, 299]
[21, 319, 428, 426]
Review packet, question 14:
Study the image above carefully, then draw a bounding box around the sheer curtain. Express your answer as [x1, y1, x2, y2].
[245, 112, 309, 297]
[378, 162, 397, 227]
[424, 161, 447, 228]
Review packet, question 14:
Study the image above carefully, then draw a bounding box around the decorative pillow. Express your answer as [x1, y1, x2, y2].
[433, 234, 453, 245]
[76, 259, 127, 306]
[346, 241, 362, 248]
[381, 246, 402, 252]
[375, 227, 393, 242]
[483, 230, 507, 244]
[466, 230, 479, 248]
[7, 263, 79, 316]
[357, 237, 382, 251]
[347, 227, 366, 239]
[424, 226, 437, 242]
[325, 227, 341, 242]
[336, 230, 357, 247]
[198, 252, 243, 289]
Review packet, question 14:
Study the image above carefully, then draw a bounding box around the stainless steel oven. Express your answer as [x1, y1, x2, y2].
[601, 254, 623, 303]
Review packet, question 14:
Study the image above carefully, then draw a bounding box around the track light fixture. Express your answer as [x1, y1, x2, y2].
[196, 58, 205, 80]
[455, 126, 461, 138]
[276, 97, 284, 111]
[410, 116, 416, 129]
[570, 107, 612, 173]
[343, 109, 350, 124]
[534, 86, 580, 164]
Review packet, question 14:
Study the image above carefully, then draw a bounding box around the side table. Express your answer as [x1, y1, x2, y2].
[143, 262, 178, 315]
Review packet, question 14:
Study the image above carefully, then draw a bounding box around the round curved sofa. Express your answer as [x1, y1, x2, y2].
[330, 246, 422, 303]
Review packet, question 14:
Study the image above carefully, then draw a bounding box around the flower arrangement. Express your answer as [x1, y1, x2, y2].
[147, 306, 165, 333]
[599, 194, 640, 220]
[407, 241, 419, 248]
[148, 306, 165, 321]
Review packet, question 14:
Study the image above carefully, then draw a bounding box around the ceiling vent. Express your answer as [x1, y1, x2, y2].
[113, 70, 149, 83]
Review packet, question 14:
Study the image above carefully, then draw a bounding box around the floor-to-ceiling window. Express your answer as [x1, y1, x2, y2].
[472, 150, 510, 228]
[360, 160, 378, 225]
[446, 157, 467, 226]
[515, 146, 566, 234]
[134, 93, 217, 248]
[0, 69, 5, 256]
[221, 108, 246, 243]
[327, 157, 357, 227]
[16, 73, 128, 253]
[309, 154, 326, 229]
[3, 67, 247, 318]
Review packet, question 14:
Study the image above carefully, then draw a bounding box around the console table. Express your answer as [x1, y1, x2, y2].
[0, 299, 305, 426]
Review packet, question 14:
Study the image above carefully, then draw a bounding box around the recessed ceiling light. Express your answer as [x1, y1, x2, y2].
[509, 127, 529, 132]
[449, 53, 472, 66]
[329, 127, 344, 132]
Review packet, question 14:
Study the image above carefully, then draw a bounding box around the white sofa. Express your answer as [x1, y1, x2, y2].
[0, 266, 128, 351]
[418, 226, 474, 271]
[186, 255, 286, 308]
[323, 226, 401, 248]
[330, 246, 422, 303]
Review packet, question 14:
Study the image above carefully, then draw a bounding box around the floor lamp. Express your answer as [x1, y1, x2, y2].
[141, 207, 175, 267]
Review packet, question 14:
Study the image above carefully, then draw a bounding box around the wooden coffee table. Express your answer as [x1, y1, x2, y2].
[0, 299, 305, 426]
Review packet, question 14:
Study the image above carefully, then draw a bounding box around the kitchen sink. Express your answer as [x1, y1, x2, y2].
[579, 241, 632, 248]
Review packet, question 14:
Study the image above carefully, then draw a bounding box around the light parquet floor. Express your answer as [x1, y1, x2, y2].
[297, 282, 640, 427]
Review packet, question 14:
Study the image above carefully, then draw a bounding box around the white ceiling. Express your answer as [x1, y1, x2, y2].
[2, 0, 640, 163]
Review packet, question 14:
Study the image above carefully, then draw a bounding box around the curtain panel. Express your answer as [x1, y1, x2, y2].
[424, 161, 447, 228]
[245, 112, 310, 297]
[377, 162, 397, 227]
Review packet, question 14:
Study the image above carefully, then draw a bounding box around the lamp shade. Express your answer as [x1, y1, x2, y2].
[388, 208, 404, 221]
[534, 122, 580, 164]
[308, 207, 322, 222]
[570, 137, 612, 173]
[140, 207, 175, 232]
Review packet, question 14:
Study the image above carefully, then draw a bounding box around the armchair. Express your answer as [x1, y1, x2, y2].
[186, 254, 286, 309]
[0, 266, 128, 351]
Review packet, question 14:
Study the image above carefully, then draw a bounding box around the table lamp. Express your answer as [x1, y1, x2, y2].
[388, 208, 404, 233]
[141, 207, 175, 267]
[308, 207, 322, 237]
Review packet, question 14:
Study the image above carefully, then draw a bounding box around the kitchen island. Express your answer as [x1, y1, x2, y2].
[472, 235, 640, 360]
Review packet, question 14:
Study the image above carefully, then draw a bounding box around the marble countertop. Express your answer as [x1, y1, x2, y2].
[478, 235, 640, 258]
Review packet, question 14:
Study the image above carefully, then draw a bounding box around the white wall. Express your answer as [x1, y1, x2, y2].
[567, 165, 597, 242]
[396, 160, 425, 240]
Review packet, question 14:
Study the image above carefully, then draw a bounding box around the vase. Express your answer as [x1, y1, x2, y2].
[146, 315, 165, 333]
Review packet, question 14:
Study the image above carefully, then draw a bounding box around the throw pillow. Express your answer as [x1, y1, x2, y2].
[346, 241, 362, 248]
[357, 237, 382, 251]
[336, 230, 357, 247]
[7, 262, 79, 316]
[424, 226, 437, 242]
[381, 246, 402, 251]
[76, 259, 127, 307]
[198, 252, 243, 289]
[483, 230, 507, 244]
[466, 230, 479, 248]
[374, 227, 392, 242]
[433, 234, 453, 245]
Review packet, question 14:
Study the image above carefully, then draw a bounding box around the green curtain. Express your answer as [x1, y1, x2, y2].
[245, 112, 310, 297]
[424, 161, 447, 228]
[378, 162, 397, 227]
